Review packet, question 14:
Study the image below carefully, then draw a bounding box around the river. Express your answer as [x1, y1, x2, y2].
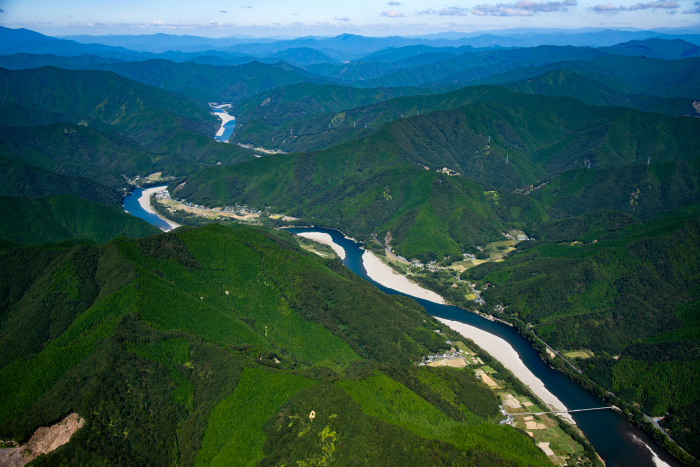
[121, 188, 682, 466]
[287, 227, 682, 467]
[123, 185, 179, 232]
[211, 104, 236, 143]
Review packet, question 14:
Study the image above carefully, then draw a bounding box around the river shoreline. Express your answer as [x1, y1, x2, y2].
[297, 231, 574, 421]
[296, 231, 346, 260]
[124, 185, 181, 232]
[357, 247, 574, 422]
[120, 208, 684, 466]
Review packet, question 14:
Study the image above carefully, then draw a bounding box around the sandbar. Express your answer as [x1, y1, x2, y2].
[296, 232, 346, 260]
[360, 248, 572, 421]
[138, 186, 181, 231]
[212, 110, 236, 137]
[362, 250, 445, 304]
[301, 233, 574, 422]
[437, 317, 573, 422]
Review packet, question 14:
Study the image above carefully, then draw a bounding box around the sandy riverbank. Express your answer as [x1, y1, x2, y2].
[360, 249, 573, 422]
[138, 186, 181, 231]
[212, 111, 236, 137]
[296, 232, 346, 260]
[437, 317, 572, 422]
[362, 250, 445, 304]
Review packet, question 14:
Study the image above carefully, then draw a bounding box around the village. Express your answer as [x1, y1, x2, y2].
[419, 336, 588, 466]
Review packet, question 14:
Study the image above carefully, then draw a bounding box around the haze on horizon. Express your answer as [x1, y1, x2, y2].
[0, 0, 698, 38]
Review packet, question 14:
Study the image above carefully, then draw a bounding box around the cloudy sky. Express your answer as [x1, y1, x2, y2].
[0, 0, 698, 37]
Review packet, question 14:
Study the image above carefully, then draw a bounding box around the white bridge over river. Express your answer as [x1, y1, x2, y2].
[511, 406, 618, 416]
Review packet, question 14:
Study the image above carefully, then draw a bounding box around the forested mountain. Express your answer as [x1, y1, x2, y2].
[0, 67, 254, 184]
[474, 55, 700, 101]
[0, 57, 327, 103]
[0, 156, 122, 206]
[502, 69, 697, 117]
[466, 205, 700, 457]
[2, 25, 700, 465]
[176, 86, 700, 260]
[0, 195, 159, 244]
[0, 224, 551, 466]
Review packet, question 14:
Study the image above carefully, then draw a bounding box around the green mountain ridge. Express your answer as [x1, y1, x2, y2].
[465, 205, 700, 457]
[177, 87, 700, 259]
[0, 156, 121, 206]
[0, 68, 256, 184]
[503, 69, 697, 117]
[0, 223, 551, 466]
[0, 195, 160, 245]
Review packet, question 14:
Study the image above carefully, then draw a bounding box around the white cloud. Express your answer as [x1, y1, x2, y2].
[591, 0, 680, 14]
[472, 0, 576, 16]
[418, 6, 470, 15]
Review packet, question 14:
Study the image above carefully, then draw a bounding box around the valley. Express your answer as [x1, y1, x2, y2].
[1, 22, 699, 467]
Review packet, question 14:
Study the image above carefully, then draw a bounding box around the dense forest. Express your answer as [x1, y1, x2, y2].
[0, 224, 553, 466]
[1, 24, 699, 465]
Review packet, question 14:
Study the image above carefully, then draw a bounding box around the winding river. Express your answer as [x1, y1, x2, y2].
[211, 104, 236, 143]
[122, 189, 682, 466]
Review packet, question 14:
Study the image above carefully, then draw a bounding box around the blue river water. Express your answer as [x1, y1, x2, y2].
[119, 188, 683, 467]
[122, 187, 174, 231]
[212, 109, 236, 142]
[287, 227, 683, 467]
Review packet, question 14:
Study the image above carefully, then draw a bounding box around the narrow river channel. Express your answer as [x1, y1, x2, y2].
[122, 188, 682, 467]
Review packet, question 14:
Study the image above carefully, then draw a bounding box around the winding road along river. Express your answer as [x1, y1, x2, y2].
[122, 189, 683, 466]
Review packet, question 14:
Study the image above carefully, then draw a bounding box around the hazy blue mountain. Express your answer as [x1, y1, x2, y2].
[358, 45, 608, 88]
[0, 53, 123, 70]
[601, 38, 700, 59]
[358, 45, 470, 63]
[0, 27, 142, 60]
[470, 55, 700, 100]
[61, 32, 265, 53]
[264, 47, 338, 66]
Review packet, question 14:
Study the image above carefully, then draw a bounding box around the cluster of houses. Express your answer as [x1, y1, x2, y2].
[419, 343, 477, 368]
[156, 189, 261, 218]
[417, 163, 461, 176]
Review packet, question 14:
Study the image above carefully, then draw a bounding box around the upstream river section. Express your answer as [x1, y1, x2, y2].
[288, 227, 681, 467]
[212, 107, 236, 143]
[119, 188, 681, 467]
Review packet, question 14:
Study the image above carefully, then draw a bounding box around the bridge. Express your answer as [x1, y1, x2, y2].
[510, 406, 618, 416]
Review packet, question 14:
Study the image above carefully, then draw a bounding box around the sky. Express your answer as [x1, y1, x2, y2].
[0, 0, 698, 37]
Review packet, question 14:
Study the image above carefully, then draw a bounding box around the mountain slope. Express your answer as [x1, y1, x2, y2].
[503, 69, 697, 117]
[0, 68, 255, 182]
[0, 66, 215, 137]
[0, 155, 122, 206]
[466, 206, 700, 457]
[97, 59, 325, 103]
[177, 87, 700, 260]
[0, 224, 550, 466]
[0, 195, 160, 244]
